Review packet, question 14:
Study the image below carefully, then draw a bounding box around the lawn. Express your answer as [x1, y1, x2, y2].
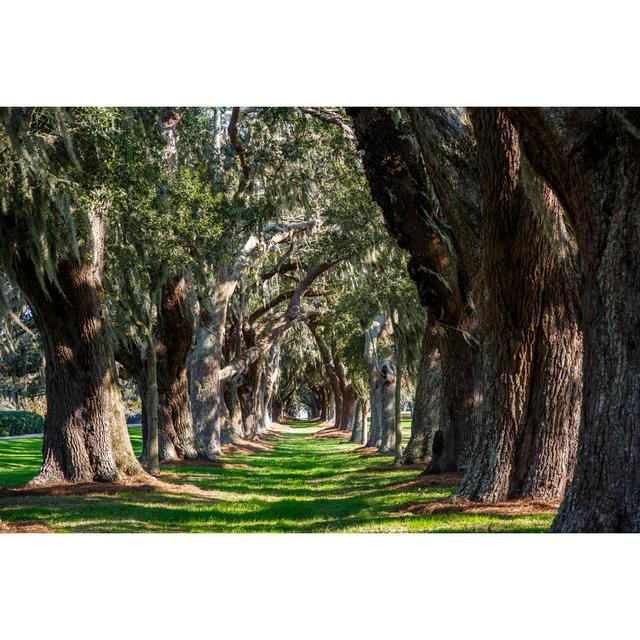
[0, 420, 554, 532]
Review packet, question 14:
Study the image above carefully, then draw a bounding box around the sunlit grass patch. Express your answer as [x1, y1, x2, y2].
[0, 421, 551, 533]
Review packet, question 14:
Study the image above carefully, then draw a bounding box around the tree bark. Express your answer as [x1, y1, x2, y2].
[379, 360, 397, 454]
[189, 311, 224, 459]
[506, 107, 640, 531]
[340, 385, 358, 433]
[348, 108, 468, 324]
[262, 343, 280, 431]
[224, 380, 245, 441]
[14, 255, 139, 484]
[349, 109, 483, 461]
[238, 362, 263, 440]
[436, 327, 482, 472]
[458, 108, 582, 502]
[144, 328, 160, 473]
[155, 274, 198, 461]
[350, 399, 363, 443]
[400, 325, 440, 465]
[359, 399, 368, 445]
[394, 332, 403, 463]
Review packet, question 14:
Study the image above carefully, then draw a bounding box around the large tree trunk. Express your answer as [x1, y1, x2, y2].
[458, 108, 582, 502]
[15, 255, 141, 484]
[340, 385, 358, 434]
[238, 362, 263, 440]
[223, 381, 245, 441]
[349, 110, 482, 459]
[400, 326, 440, 465]
[189, 282, 231, 459]
[436, 327, 482, 472]
[507, 107, 640, 531]
[261, 343, 280, 431]
[189, 314, 223, 459]
[155, 274, 198, 461]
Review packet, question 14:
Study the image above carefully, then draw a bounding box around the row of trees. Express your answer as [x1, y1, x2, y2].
[348, 107, 639, 533]
[0, 107, 420, 485]
[1, 106, 637, 532]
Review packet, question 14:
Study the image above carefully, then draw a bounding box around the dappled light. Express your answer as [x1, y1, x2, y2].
[0, 423, 553, 533]
[0, 105, 638, 536]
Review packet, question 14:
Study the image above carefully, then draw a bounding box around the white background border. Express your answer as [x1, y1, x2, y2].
[2, 1, 639, 637]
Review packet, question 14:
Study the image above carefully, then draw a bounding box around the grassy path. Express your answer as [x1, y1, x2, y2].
[0, 420, 554, 532]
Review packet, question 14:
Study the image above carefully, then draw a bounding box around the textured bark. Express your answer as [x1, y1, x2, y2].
[155, 275, 198, 461]
[261, 343, 280, 431]
[458, 108, 582, 502]
[403, 108, 481, 277]
[340, 385, 358, 433]
[350, 399, 363, 442]
[14, 255, 133, 484]
[333, 350, 352, 431]
[507, 108, 640, 531]
[238, 362, 263, 439]
[189, 316, 223, 459]
[379, 360, 397, 454]
[436, 327, 482, 472]
[224, 381, 244, 441]
[144, 329, 160, 473]
[348, 108, 467, 325]
[363, 316, 385, 448]
[349, 108, 483, 462]
[271, 398, 284, 424]
[190, 237, 268, 452]
[400, 326, 440, 466]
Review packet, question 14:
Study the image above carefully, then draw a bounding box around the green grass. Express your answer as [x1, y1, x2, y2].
[0, 421, 553, 533]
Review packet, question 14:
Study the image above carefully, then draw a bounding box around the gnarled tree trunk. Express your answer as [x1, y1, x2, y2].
[507, 107, 640, 531]
[189, 307, 224, 459]
[15, 255, 141, 484]
[459, 108, 582, 502]
[156, 274, 198, 461]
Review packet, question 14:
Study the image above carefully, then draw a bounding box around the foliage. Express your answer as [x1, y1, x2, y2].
[0, 410, 44, 437]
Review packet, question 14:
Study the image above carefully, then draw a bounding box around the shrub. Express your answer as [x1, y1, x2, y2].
[0, 411, 45, 437]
